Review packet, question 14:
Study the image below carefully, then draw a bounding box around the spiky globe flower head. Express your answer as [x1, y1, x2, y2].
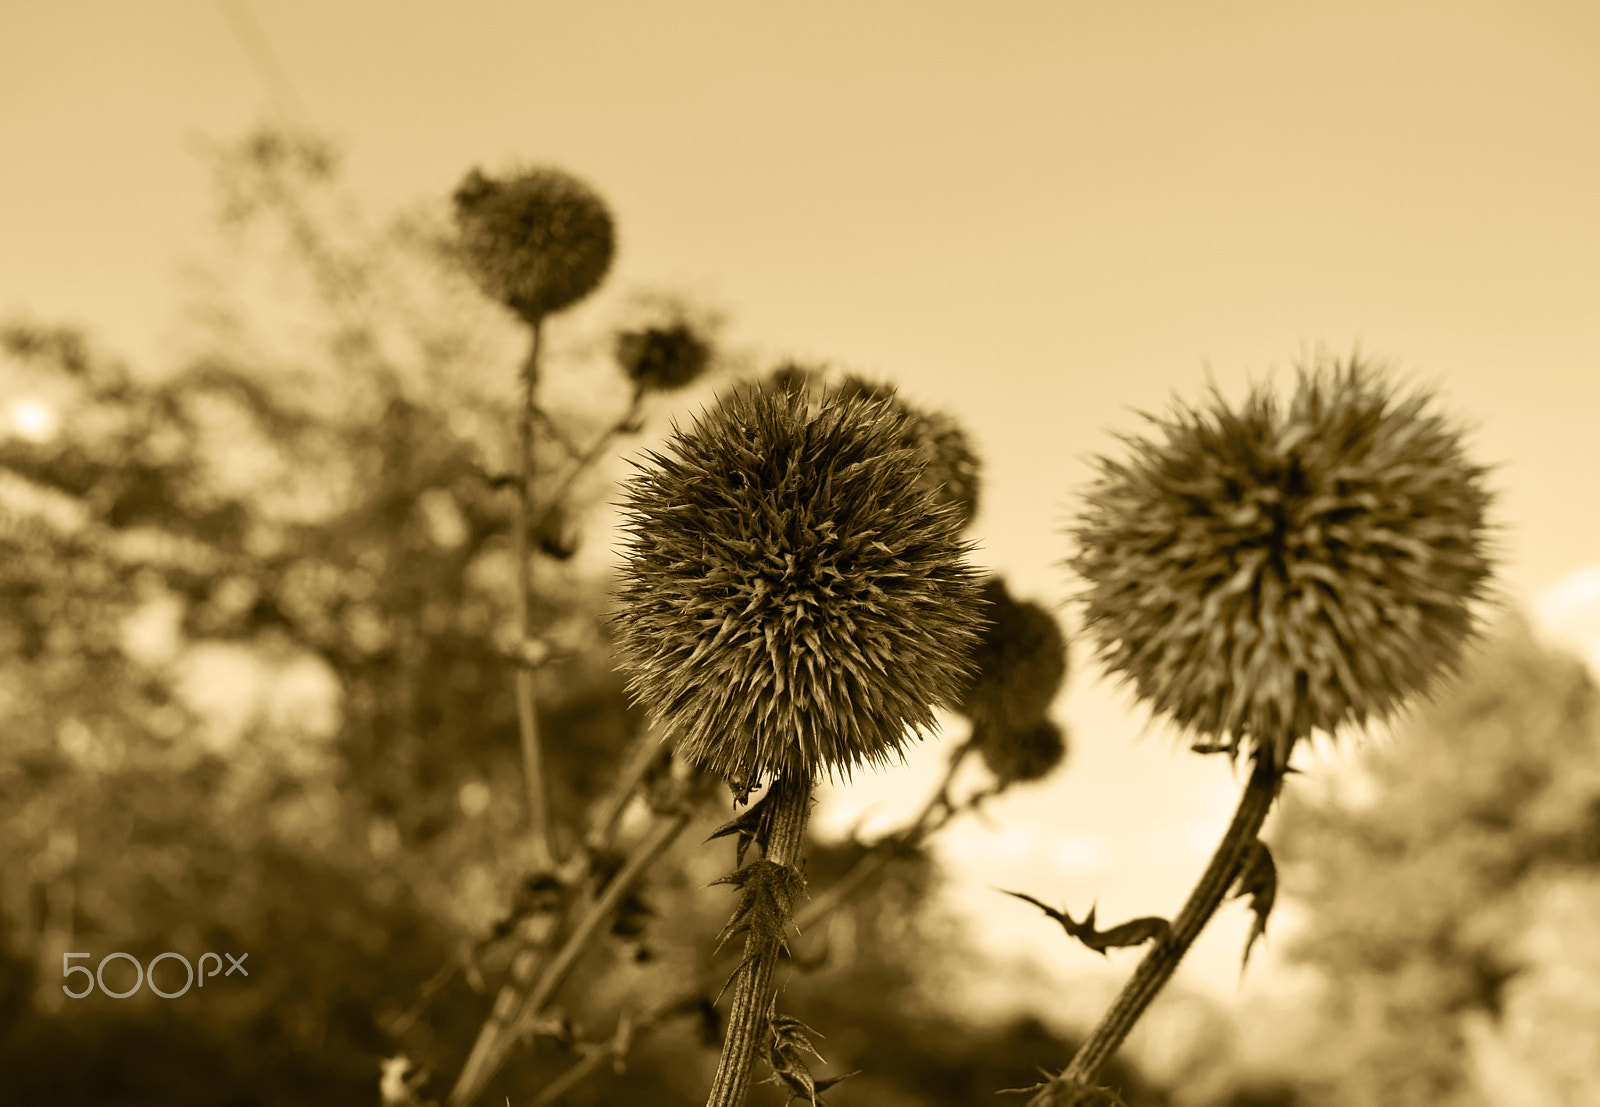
[452, 166, 615, 322]
[837, 375, 983, 530]
[757, 366, 983, 530]
[1067, 354, 1496, 770]
[616, 322, 712, 392]
[611, 384, 985, 789]
[958, 576, 1069, 733]
[975, 716, 1068, 786]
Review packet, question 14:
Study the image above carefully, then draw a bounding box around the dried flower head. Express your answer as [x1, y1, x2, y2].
[914, 408, 983, 530]
[958, 576, 1069, 732]
[976, 716, 1068, 786]
[1068, 354, 1496, 769]
[757, 366, 982, 530]
[452, 166, 615, 322]
[616, 322, 712, 392]
[765, 362, 823, 397]
[612, 384, 984, 787]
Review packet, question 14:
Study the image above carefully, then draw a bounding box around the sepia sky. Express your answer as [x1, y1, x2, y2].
[4, 0, 1599, 1053]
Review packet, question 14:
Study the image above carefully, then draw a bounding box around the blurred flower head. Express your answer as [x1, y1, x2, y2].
[616, 322, 712, 392]
[611, 384, 984, 788]
[1067, 355, 1496, 770]
[958, 576, 1069, 732]
[762, 366, 982, 530]
[975, 716, 1068, 786]
[452, 166, 615, 323]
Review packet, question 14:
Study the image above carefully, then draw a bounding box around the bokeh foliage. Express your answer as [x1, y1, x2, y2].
[0, 127, 1157, 1106]
[1271, 616, 1600, 1106]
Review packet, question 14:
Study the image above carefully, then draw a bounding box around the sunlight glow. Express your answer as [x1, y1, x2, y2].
[7, 399, 58, 442]
[1535, 565, 1600, 677]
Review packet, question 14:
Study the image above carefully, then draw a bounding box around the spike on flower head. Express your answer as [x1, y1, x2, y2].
[452, 165, 615, 322]
[756, 366, 982, 531]
[611, 384, 985, 786]
[835, 374, 982, 530]
[1067, 353, 1496, 769]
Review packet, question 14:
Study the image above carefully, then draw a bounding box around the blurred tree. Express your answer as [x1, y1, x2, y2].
[0, 127, 652, 1104]
[1270, 615, 1600, 1106]
[0, 124, 1193, 1107]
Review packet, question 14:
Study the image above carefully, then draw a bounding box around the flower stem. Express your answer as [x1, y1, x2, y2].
[449, 806, 692, 1106]
[528, 380, 646, 540]
[705, 771, 813, 1107]
[1033, 754, 1283, 1106]
[512, 317, 553, 868]
[526, 742, 980, 1107]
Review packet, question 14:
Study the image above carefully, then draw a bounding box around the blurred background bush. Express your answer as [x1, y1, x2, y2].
[2, 127, 1595, 1107]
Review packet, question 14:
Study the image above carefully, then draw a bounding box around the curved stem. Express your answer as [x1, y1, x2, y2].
[512, 317, 553, 867]
[705, 772, 813, 1107]
[527, 381, 646, 539]
[1033, 754, 1283, 1106]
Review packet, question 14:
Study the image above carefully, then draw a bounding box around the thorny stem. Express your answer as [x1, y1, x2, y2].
[705, 771, 813, 1107]
[524, 742, 979, 1107]
[1031, 754, 1283, 1107]
[512, 318, 553, 869]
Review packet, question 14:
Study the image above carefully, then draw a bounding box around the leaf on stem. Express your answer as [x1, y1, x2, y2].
[1230, 837, 1277, 971]
[998, 889, 1170, 957]
[710, 859, 806, 997]
[707, 785, 781, 867]
[760, 998, 860, 1107]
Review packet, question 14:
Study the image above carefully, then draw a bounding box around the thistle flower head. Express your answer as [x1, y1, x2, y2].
[958, 576, 1069, 732]
[452, 165, 615, 322]
[975, 716, 1068, 786]
[760, 366, 982, 530]
[1068, 354, 1496, 770]
[611, 384, 984, 788]
[616, 322, 712, 392]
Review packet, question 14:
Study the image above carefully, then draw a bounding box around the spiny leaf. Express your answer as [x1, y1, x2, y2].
[998, 1072, 1129, 1106]
[707, 788, 779, 867]
[760, 997, 859, 1107]
[995, 1067, 1056, 1097]
[999, 889, 1170, 957]
[709, 860, 805, 1001]
[1230, 837, 1277, 971]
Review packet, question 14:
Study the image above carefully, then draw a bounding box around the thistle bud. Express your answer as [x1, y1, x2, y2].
[1068, 354, 1496, 769]
[616, 322, 711, 392]
[958, 576, 1069, 732]
[975, 716, 1068, 786]
[452, 166, 615, 322]
[611, 384, 984, 786]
